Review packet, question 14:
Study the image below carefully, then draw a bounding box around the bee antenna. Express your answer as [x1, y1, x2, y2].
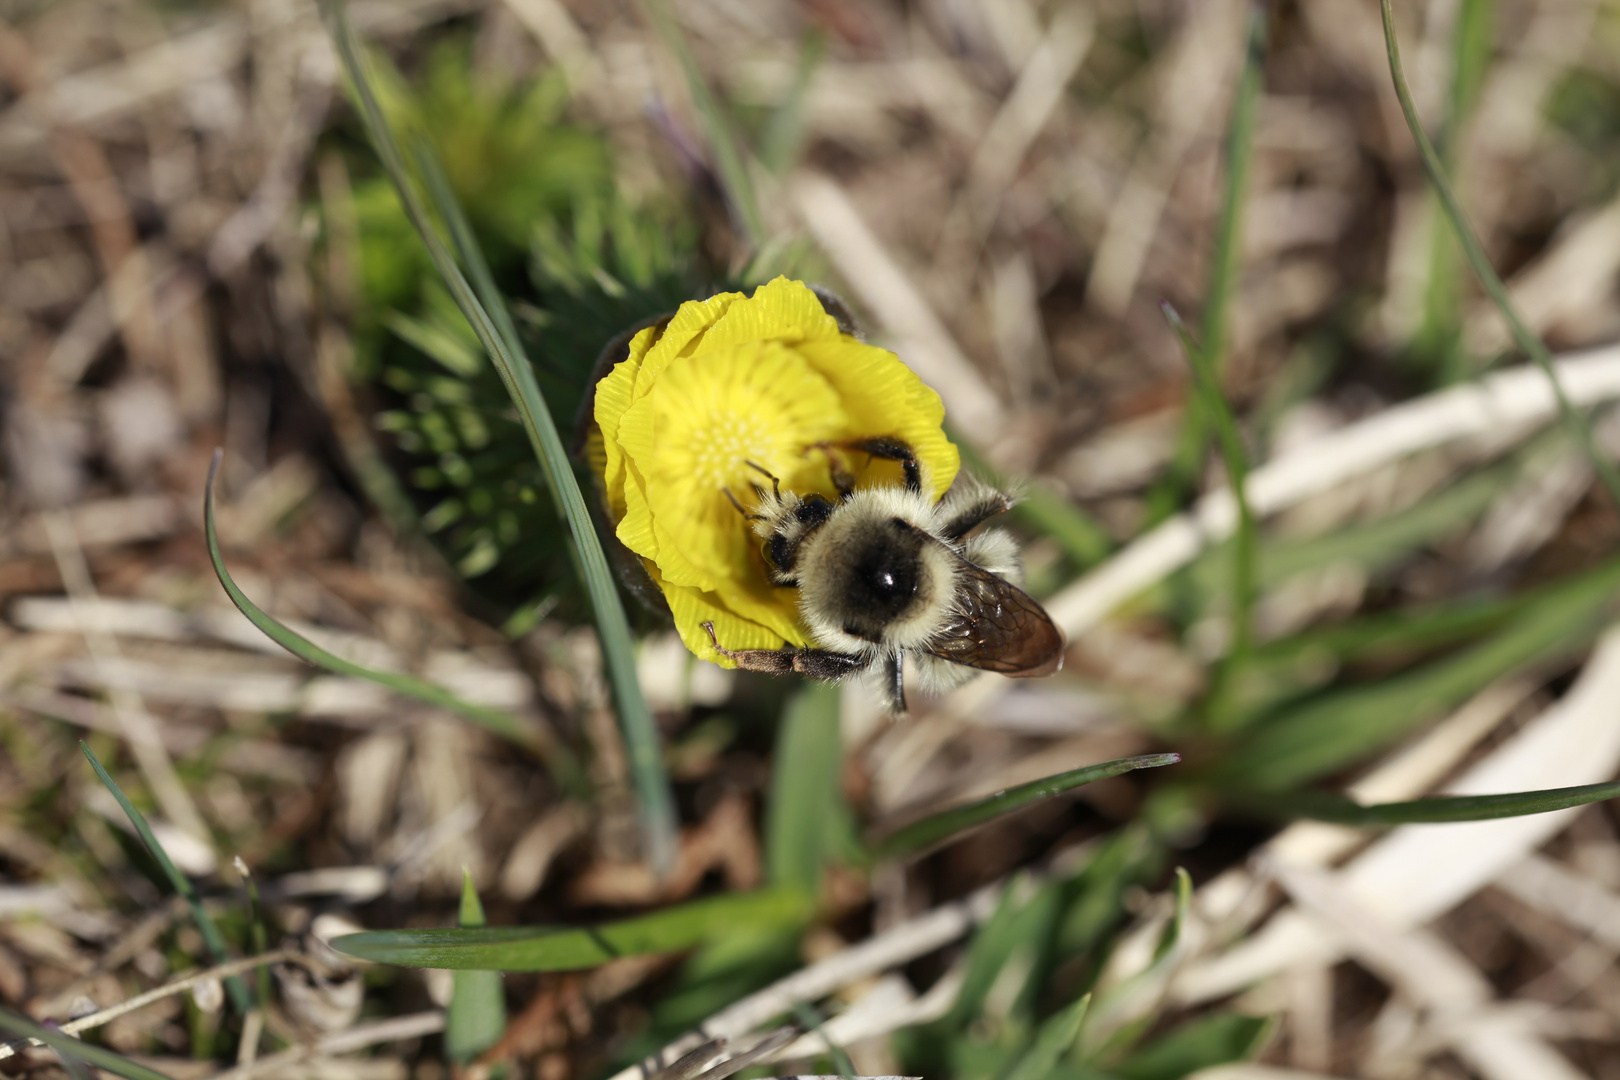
[722, 487, 763, 522]
[744, 460, 781, 499]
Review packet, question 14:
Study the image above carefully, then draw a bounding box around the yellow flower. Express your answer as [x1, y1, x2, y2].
[591, 277, 959, 666]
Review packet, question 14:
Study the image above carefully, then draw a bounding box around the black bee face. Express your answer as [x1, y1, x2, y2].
[760, 493, 835, 579]
[830, 517, 929, 641]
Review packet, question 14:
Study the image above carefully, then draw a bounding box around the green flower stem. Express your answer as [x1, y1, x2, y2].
[322, 0, 677, 873]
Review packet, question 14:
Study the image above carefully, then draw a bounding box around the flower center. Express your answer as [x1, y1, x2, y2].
[691, 409, 774, 493]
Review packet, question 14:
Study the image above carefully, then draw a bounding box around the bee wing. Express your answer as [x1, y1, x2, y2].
[923, 557, 1066, 676]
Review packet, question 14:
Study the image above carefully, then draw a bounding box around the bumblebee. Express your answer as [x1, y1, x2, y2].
[706, 436, 1065, 713]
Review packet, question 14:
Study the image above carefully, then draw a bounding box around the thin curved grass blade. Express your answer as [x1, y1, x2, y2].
[640, 0, 766, 247]
[1239, 780, 1620, 826]
[759, 30, 826, 175]
[77, 743, 251, 1014]
[321, 0, 675, 871]
[1151, 867, 1193, 966]
[1146, 2, 1267, 525]
[1380, 0, 1620, 509]
[204, 452, 576, 781]
[1164, 301, 1257, 735]
[792, 1002, 857, 1080]
[1196, 3, 1266, 384]
[1002, 992, 1090, 1080]
[332, 888, 812, 971]
[0, 1010, 177, 1080]
[868, 754, 1181, 861]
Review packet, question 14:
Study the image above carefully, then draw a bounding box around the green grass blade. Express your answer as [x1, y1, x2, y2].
[1146, 3, 1267, 524]
[1381, 0, 1620, 508]
[204, 452, 572, 773]
[1181, 427, 1553, 614]
[0, 1010, 177, 1080]
[868, 754, 1181, 861]
[1078, 865, 1194, 1064]
[1053, 822, 1165, 958]
[766, 682, 851, 892]
[759, 30, 826, 174]
[446, 871, 506, 1062]
[1109, 1012, 1271, 1080]
[77, 743, 252, 1015]
[1449, 0, 1495, 119]
[1189, 473, 1520, 732]
[1001, 992, 1091, 1080]
[1250, 578, 1534, 671]
[640, 0, 767, 248]
[52, 1037, 99, 1080]
[409, 142, 525, 368]
[322, 1, 676, 871]
[954, 432, 1111, 570]
[1409, 0, 1494, 382]
[331, 888, 812, 971]
[236, 858, 274, 1015]
[946, 876, 1065, 1029]
[792, 1002, 857, 1079]
[1150, 868, 1193, 966]
[1163, 303, 1257, 735]
[1216, 559, 1620, 790]
[1196, 5, 1265, 384]
[1239, 780, 1620, 825]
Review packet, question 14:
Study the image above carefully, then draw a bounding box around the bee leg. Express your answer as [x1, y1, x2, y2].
[939, 490, 1014, 540]
[882, 653, 908, 714]
[701, 622, 867, 679]
[792, 650, 871, 681]
[845, 436, 921, 494]
[807, 442, 857, 496]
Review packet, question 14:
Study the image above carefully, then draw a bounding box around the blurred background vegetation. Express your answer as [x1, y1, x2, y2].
[5, 0, 1620, 1078]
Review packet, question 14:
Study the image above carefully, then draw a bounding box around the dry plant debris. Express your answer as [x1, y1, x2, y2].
[4, 0, 1620, 1078]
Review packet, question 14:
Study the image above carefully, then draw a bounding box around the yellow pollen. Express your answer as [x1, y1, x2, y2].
[692, 411, 772, 491]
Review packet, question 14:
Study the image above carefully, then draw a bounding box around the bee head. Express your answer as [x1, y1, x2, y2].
[837, 517, 926, 628]
[798, 497, 956, 651]
[738, 479, 836, 586]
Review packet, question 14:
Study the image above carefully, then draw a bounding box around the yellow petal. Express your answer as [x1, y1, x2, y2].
[634, 292, 744, 401]
[615, 455, 659, 561]
[659, 571, 793, 667]
[592, 332, 652, 519]
[694, 277, 842, 354]
[657, 536, 808, 652]
[795, 337, 959, 499]
[636, 341, 846, 590]
[713, 573, 811, 645]
[587, 279, 963, 669]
